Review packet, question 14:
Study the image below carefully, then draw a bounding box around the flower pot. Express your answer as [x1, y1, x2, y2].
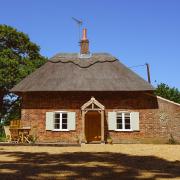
[107, 138, 113, 144]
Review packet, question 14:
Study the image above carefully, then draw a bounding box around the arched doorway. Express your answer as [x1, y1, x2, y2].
[81, 97, 105, 144]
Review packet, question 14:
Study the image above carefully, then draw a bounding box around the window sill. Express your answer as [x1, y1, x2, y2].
[52, 129, 69, 132]
[115, 129, 133, 132]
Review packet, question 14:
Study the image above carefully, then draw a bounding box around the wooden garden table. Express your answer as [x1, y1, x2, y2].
[10, 127, 31, 143]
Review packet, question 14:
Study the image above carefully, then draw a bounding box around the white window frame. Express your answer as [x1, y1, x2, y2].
[53, 111, 69, 131]
[115, 112, 132, 131]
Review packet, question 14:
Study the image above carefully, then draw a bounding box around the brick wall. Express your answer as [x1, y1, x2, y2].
[20, 91, 180, 143]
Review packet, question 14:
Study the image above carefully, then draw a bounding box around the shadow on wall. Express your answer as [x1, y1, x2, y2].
[0, 151, 179, 179]
[22, 91, 159, 110]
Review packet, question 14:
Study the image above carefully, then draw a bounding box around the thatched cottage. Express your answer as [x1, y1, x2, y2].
[11, 29, 180, 144]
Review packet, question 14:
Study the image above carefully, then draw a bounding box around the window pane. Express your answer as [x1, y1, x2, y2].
[125, 118, 130, 124]
[117, 117, 122, 123]
[62, 118, 67, 124]
[54, 119, 60, 124]
[117, 113, 122, 123]
[54, 124, 60, 129]
[117, 123, 122, 129]
[117, 118, 122, 124]
[62, 113, 67, 119]
[117, 113, 122, 118]
[62, 124, 67, 129]
[125, 113, 130, 118]
[125, 124, 130, 129]
[55, 113, 60, 118]
[117, 113, 123, 129]
[124, 113, 130, 129]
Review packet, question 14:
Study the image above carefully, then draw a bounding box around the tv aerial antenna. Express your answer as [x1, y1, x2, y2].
[72, 17, 83, 41]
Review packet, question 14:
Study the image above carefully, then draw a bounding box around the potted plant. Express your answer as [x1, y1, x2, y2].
[107, 136, 113, 144]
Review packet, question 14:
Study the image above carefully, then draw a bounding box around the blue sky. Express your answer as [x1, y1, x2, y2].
[0, 0, 180, 89]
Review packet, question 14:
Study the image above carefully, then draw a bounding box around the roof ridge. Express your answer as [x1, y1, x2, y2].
[48, 58, 117, 68]
[49, 53, 117, 68]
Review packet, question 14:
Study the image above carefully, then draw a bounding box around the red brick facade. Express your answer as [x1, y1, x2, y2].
[20, 91, 180, 143]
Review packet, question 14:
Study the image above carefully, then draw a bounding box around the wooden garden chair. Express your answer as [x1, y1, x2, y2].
[9, 119, 31, 143]
[3, 126, 11, 142]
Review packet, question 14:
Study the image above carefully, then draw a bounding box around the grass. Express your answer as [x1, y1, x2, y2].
[0, 144, 179, 179]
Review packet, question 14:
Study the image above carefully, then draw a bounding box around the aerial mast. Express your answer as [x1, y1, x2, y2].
[72, 17, 83, 42]
[146, 63, 151, 84]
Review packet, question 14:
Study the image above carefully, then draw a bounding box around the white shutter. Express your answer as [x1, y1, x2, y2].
[108, 112, 116, 130]
[68, 112, 76, 130]
[46, 112, 54, 130]
[131, 112, 140, 131]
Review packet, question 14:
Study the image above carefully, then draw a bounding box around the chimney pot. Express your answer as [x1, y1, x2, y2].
[82, 28, 87, 40]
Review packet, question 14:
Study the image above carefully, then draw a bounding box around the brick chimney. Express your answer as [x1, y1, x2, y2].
[80, 28, 89, 54]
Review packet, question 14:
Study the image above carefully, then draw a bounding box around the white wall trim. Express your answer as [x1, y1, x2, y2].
[157, 96, 180, 107]
[115, 129, 133, 132]
[52, 129, 69, 132]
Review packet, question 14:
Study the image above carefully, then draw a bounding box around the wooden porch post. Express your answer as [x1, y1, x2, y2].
[101, 110, 105, 144]
[81, 110, 86, 144]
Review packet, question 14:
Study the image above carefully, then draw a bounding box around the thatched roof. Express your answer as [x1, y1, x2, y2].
[11, 53, 154, 92]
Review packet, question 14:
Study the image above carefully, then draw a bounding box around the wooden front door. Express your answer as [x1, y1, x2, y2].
[85, 111, 101, 142]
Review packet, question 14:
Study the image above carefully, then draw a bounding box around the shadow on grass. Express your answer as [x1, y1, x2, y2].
[0, 150, 179, 179]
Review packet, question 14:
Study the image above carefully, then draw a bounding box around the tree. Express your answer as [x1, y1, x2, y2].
[155, 83, 180, 104]
[0, 25, 47, 122]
